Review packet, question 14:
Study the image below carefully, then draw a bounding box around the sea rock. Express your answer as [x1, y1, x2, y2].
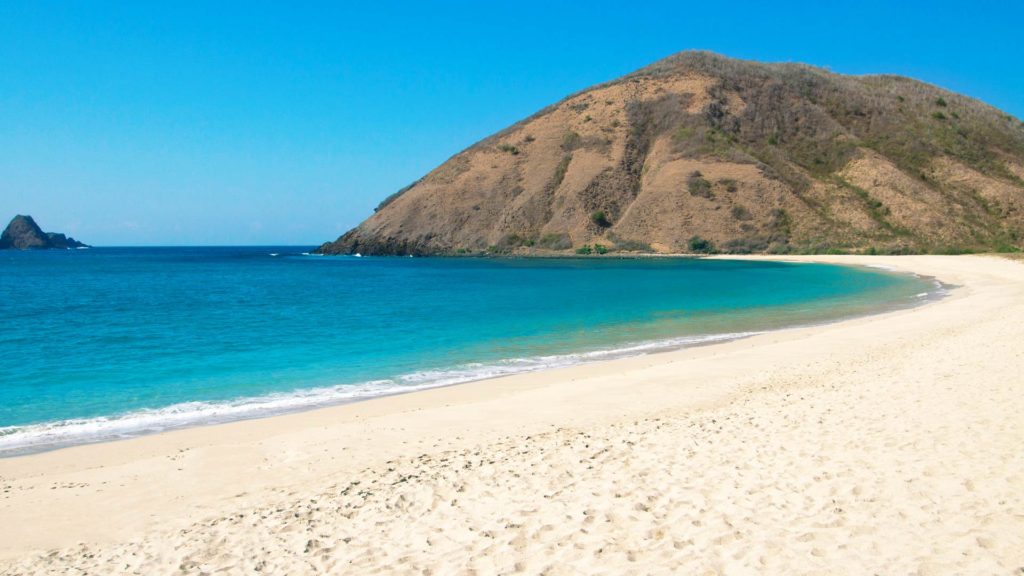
[0, 215, 89, 249]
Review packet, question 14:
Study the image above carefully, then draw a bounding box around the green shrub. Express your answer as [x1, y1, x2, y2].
[770, 208, 792, 236]
[561, 131, 581, 151]
[932, 112, 947, 121]
[687, 236, 716, 254]
[607, 232, 652, 252]
[498, 143, 520, 155]
[375, 179, 421, 212]
[591, 210, 611, 227]
[730, 205, 753, 221]
[874, 244, 916, 255]
[575, 245, 593, 255]
[724, 232, 792, 254]
[594, 244, 608, 254]
[673, 126, 694, 141]
[492, 233, 534, 253]
[687, 171, 714, 199]
[932, 246, 974, 255]
[550, 154, 572, 190]
[719, 178, 739, 193]
[870, 200, 890, 215]
[538, 233, 572, 250]
[935, 97, 948, 107]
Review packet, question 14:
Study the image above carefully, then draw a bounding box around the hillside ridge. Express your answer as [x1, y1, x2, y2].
[318, 51, 1024, 256]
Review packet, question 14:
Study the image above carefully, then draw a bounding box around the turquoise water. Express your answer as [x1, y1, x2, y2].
[0, 248, 938, 455]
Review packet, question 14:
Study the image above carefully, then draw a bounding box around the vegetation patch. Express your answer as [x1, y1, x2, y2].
[537, 232, 572, 250]
[550, 154, 572, 191]
[673, 126, 694, 141]
[730, 205, 753, 221]
[574, 243, 610, 255]
[687, 171, 715, 199]
[591, 210, 612, 228]
[723, 236, 767, 254]
[607, 232, 651, 252]
[375, 179, 422, 212]
[834, 177, 903, 236]
[770, 208, 792, 238]
[687, 235, 716, 254]
[561, 131, 582, 151]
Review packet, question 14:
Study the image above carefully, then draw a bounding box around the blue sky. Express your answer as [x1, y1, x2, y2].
[1, 1, 1021, 245]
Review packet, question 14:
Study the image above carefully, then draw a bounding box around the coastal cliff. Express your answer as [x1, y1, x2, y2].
[0, 215, 89, 249]
[317, 51, 1024, 256]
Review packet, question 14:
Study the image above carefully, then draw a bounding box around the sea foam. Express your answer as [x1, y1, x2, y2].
[0, 331, 760, 457]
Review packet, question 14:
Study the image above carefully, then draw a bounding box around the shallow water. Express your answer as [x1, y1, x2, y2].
[0, 248, 937, 455]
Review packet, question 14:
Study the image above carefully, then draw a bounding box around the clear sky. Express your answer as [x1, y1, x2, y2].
[1, 1, 1021, 246]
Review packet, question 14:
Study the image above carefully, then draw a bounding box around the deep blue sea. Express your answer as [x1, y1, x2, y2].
[0, 247, 939, 455]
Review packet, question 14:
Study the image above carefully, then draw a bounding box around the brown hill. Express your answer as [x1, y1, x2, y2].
[317, 51, 1024, 256]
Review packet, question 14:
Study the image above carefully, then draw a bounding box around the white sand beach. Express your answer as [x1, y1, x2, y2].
[1, 255, 1022, 575]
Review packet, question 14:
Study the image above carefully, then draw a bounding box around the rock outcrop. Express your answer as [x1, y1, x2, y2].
[0, 215, 89, 249]
[317, 51, 1024, 256]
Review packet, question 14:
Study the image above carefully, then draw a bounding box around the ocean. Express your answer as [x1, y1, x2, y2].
[0, 248, 939, 455]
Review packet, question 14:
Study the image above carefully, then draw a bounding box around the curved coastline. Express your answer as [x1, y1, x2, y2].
[2, 255, 1023, 572]
[0, 260, 940, 457]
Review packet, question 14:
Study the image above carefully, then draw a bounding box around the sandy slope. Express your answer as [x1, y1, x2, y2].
[1, 255, 1022, 575]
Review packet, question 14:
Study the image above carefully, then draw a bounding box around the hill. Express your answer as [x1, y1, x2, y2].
[317, 51, 1024, 256]
[0, 215, 89, 249]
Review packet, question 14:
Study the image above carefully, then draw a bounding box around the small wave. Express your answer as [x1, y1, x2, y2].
[0, 331, 762, 457]
[0, 379, 411, 457]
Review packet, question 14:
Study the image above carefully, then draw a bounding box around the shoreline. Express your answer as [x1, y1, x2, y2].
[0, 260, 939, 458]
[2, 255, 1022, 573]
